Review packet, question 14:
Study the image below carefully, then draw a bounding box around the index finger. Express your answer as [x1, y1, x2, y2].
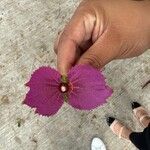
[55, 12, 86, 75]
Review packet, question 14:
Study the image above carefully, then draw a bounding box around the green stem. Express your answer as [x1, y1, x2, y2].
[61, 75, 68, 83]
[61, 75, 69, 102]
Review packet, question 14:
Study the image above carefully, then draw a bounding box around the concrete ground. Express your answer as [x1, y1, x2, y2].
[0, 0, 150, 150]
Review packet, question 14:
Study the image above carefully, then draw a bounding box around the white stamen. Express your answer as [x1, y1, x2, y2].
[61, 85, 67, 92]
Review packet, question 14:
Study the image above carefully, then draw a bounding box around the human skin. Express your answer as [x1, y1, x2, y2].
[54, 0, 150, 75]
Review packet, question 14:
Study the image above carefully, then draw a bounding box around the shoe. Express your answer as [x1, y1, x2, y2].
[91, 137, 106, 150]
[131, 102, 141, 109]
[106, 117, 115, 126]
[106, 117, 132, 140]
[132, 102, 150, 128]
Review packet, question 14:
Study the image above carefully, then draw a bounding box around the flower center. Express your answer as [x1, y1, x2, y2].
[59, 83, 69, 93]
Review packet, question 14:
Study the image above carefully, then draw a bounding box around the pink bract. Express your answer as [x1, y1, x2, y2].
[24, 65, 113, 116]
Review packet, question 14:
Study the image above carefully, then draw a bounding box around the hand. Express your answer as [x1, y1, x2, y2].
[54, 0, 150, 75]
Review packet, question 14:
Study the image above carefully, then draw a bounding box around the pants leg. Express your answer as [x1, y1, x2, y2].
[129, 124, 150, 150]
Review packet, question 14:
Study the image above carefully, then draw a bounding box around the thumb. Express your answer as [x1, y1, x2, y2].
[77, 32, 121, 68]
[55, 6, 96, 75]
[77, 42, 107, 69]
[57, 37, 80, 75]
[56, 15, 87, 75]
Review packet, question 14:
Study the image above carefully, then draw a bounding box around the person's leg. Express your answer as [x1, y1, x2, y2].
[129, 102, 150, 150]
[129, 125, 150, 150]
[107, 116, 150, 150]
[107, 102, 150, 149]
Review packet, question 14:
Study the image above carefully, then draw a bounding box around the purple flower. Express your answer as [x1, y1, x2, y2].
[23, 65, 113, 116]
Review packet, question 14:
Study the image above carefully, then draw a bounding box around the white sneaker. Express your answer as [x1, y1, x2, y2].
[91, 137, 106, 150]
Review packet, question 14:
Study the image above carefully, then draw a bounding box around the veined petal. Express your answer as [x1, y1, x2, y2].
[23, 67, 63, 116]
[68, 65, 112, 110]
[26, 67, 60, 87]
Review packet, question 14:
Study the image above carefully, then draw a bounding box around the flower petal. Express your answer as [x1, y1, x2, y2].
[68, 65, 113, 110]
[26, 67, 60, 88]
[23, 67, 63, 116]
